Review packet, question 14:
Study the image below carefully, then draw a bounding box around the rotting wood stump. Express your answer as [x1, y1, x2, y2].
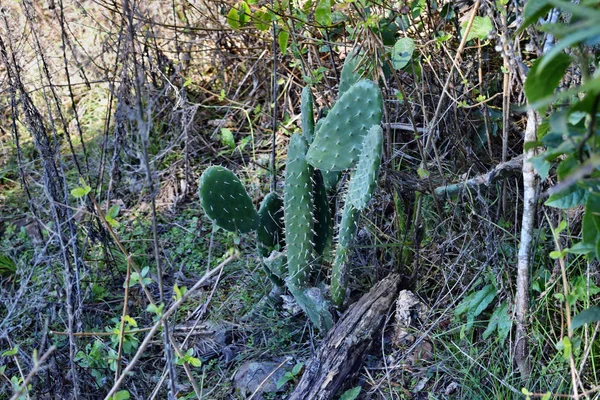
[288, 273, 402, 400]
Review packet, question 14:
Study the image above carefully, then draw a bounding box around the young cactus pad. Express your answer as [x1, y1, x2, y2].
[301, 86, 315, 144]
[284, 134, 315, 287]
[306, 80, 383, 171]
[198, 166, 259, 233]
[346, 125, 383, 210]
[257, 192, 285, 257]
[339, 50, 362, 97]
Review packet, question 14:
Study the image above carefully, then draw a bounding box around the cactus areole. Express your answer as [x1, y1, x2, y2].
[198, 166, 259, 233]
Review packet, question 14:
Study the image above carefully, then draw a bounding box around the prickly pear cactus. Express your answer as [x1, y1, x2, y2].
[198, 166, 258, 233]
[339, 51, 362, 97]
[346, 125, 383, 210]
[284, 134, 315, 287]
[306, 80, 383, 171]
[288, 284, 333, 331]
[312, 170, 331, 257]
[301, 86, 315, 144]
[330, 203, 360, 306]
[257, 192, 285, 257]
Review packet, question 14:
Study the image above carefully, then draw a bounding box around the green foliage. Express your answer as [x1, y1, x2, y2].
[198, 166, 259, 233]
[392, 37, 415, 70]
[176, 348, 202, 367]
[455, 283, 497, 335]
[0, 254, 16, 278]
[524, 53, 572, 108]
[276, 362, 304, 389]
[338, 386, 361, 400]
[461, 16, 493, 41]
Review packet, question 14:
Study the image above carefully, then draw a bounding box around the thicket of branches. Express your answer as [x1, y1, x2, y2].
[0, 0, 598, 398]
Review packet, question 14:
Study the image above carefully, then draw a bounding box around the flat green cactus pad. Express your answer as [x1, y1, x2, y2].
[287, 283, 333, 331]
[306, 80, 382, 172]
[330, 203, 360, 306]
[284, 134, 315, 287]
[301, 86, 315, 144]
[347, 125, 383, 210]
[198, 166, 258, 233]
[257, 192, 285, 257]
[339, 50, 362, 97]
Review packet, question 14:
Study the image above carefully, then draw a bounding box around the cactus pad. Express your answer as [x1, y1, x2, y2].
[312, 170, 332, 257]
[339, 50, 362, 97]
[284, 134, 315, 287]
[330, 203, 360, 306]
[346, 125, 383, 210]
[301, 86, 315, 144]
[257, 192, 285, 257]
[198, 166, 258, 233]
[306, 80, 383, 171]
[287, 283, 333, 331]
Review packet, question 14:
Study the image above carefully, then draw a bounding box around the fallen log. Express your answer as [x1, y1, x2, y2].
[288, 273, 402, 400]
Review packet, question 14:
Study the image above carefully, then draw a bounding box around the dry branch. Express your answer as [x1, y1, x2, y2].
[434, 154, 524, 199]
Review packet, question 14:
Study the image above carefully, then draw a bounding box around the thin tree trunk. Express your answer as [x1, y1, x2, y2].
[515, 108, 538, 379]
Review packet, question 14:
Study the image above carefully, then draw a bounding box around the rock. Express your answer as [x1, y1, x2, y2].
[233, 359, 292, 399]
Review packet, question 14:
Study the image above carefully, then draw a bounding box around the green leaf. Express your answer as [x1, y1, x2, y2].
[391, 37, 415, 70]
[220, 128, 236, 149]
[278, 28, 289, 54]
[482, 302, 512, 343]
[572, 306, 600, 330]
[466, 284, 496, 330]
[545, 185, 588, 209]
[462, 16, 493, 41]
[539, 25, 600, 73]
[146, 302, 164, 317]
[111, 390, 130, 400]
[525, 54, 572, 107]
[227, 7, 240, 30]
[253, 8, 272, 31]
[529, 154, 551, 180]
[519, 0, 551, 32]
[276, 373, 292, 389]
[107, 205, 120, 219]
[291, 362, 304, 375]
[2, 346, 18, 357]
[71, 185, 91, 198]
[339, 386, 361, 400]
[238, 1, 251, 26]
[189, 357, 202, 367]
[315, 0, 331, 26]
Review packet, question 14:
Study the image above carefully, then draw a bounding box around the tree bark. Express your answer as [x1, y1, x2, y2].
[515, 109, 538, 379]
